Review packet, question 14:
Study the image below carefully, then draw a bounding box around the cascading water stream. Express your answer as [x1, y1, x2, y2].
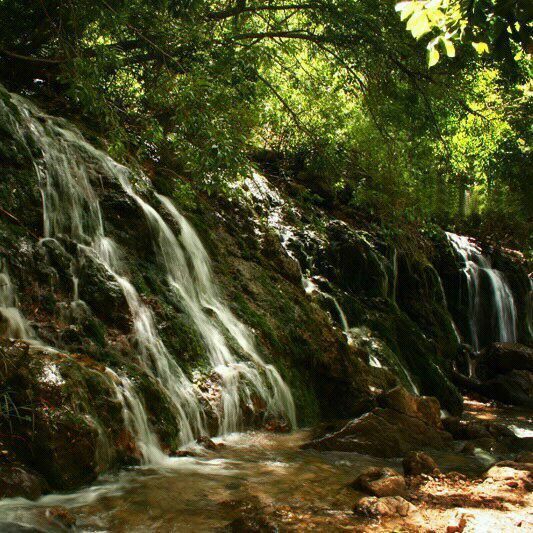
[0, 89, 295, 456]
[243, 172, 423, 393]
[0, 93, 207, 457]
[0, 261, 37, 342]
[446, 232, 517, 351]
[131, 190, 296, 433]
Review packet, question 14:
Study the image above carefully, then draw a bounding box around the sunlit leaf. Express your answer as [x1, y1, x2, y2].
[428, 47, 440, 67]
[443, 38, 455, 57]
[406, 11, 431, 39]
[472, 42, 489, 54]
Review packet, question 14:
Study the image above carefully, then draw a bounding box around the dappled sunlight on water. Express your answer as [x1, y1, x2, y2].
[0, 419, 529, 531]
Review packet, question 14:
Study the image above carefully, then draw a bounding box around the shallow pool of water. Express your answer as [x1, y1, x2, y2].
[0, 405, 529, 532]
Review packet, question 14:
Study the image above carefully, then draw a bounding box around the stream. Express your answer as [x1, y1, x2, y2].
[1, 398, 531, 532]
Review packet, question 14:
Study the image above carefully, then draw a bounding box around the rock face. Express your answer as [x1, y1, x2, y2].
[302, 387, 453, 457]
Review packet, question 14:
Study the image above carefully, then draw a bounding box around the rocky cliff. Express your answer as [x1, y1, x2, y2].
[0, 85, 530, 493]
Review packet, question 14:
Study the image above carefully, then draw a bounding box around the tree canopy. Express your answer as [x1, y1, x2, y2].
[0, 0, 531, 245]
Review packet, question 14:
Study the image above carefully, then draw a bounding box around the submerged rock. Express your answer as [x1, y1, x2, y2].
[302, 386, 453, 457]
[196, 436, 224, 451]
[45, 507, 77, 530]
[402, 451, 440, 477]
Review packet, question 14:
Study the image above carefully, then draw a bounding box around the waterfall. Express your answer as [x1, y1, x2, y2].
[0, 88, 294, 456]
[106, 369, 168, 465]
[0, 261, 37, 342]
[1, 94, 206, 449]
[243, 173, 423, 393]
[153, 193, 295, 432]
[446, 232, 517, 351]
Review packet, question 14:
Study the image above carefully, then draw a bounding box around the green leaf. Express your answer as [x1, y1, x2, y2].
[428, 47, 440, 67]
[472, 42, 489, 54]
[395, 1, 417, 21]
[406, 11, 431, 39]
[443, 38, 455, 57]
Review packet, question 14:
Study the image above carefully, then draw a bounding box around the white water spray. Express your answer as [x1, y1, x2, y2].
[154, 193, 296, 432]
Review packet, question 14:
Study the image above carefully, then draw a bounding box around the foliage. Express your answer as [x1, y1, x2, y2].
[0, 0, 530, 247]
[396, 0, 532, 67]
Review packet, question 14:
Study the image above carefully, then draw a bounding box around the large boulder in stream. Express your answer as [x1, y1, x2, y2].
[302, 386, 453, 457]
[0, 464, 49, 500]
[476, 343, 533, 379]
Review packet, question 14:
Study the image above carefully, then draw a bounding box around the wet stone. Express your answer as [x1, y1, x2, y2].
[403, 451, 440, 477]
[351, 467, 406, 497]
[353, 495, 416, 518]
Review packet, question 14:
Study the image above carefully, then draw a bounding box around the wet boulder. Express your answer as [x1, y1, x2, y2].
[77, 248, 129, 329]
[476, 343, 533, 380]
[395, 254, 460, 362]
[302, 387, 453, 457]
[441, 417, 513, 441]
[45, 507, 77, 530]
[464, 343, 533, 408]
[320, 222, 388, 298]
[0, 340, 133, 491]
[478, 369, 533, 409]
[443, 416, 530, 455]
[0, 464, 49, 500]
[351, 467, 406, 497]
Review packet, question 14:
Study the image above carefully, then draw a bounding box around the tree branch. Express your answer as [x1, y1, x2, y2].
[229, 30, 330, 44]
[207, 3, 317, 20]
[0, 48, 62, 65]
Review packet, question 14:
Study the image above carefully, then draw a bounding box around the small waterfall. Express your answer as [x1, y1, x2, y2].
[152, 193, 295, 432]
[0, 261, 37, 342]
[446, 232, 517, 350]
[106, 369, 167, 465]
[1, 95, 207, 447]
[0, 89, 295, 453]
[244, 173, 422, 393]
